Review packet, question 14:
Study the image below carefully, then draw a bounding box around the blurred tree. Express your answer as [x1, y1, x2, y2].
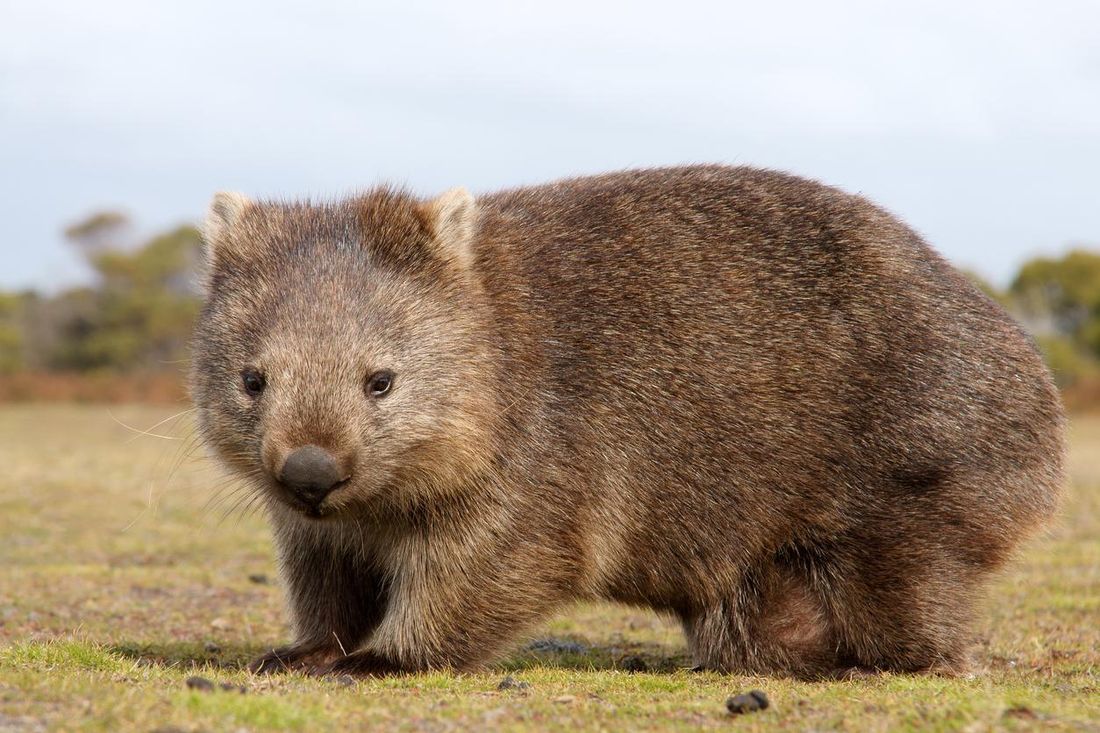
[1008, 248, 1100, 387]
[0, 292, 25, 373]
[1010, 249, 1100, 354]
[1032, 334, 1093, 388]
[49, 214, 203, 371]
[64, 211, 132, 256]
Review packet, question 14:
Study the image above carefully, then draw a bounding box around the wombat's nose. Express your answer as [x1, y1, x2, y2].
[279, 445, 345, 506]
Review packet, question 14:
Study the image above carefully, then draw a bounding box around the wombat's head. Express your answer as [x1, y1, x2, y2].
[190, 187, 498, 520]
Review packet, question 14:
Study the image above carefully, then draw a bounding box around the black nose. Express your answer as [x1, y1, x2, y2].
[279, 445, 345, 507]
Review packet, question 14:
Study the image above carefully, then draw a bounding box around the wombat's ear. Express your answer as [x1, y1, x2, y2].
[200, 192, 253, 288]
[422, 187, 477, 270]
[203, 191, 251, 245]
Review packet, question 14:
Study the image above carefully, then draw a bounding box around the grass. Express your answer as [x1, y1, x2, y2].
[0, 403, 1097, 732]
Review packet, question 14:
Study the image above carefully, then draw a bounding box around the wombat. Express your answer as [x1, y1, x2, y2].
[191, 165, 1064, 678]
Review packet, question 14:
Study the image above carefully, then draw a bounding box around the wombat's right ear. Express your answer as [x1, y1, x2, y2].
[203, 191, 251, 245]
[200, 192, 252, 287]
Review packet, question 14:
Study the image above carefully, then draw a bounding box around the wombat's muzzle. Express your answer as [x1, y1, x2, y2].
[277, 445, 347, 510]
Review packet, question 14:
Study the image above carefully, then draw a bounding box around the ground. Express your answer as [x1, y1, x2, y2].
[0, 404, 1097, 732]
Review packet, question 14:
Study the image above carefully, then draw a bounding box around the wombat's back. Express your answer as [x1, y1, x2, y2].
[474, 166, 1064, 673]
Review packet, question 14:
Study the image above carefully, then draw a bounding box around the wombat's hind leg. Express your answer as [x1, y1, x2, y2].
[822, 521, 981, 676]
[682, 563, 843, 678]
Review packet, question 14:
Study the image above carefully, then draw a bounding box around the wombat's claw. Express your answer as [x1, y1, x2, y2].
[248, 645, 339, 675]
[828, 665, 879, 680]
[248, 649, 292, 674]
[320, 650, 405, 677]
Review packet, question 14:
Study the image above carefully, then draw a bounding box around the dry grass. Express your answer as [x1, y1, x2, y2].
[0, 404, 1097, 731]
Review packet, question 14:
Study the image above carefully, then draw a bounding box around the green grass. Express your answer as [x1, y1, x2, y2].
[0, 403, 1097, 731]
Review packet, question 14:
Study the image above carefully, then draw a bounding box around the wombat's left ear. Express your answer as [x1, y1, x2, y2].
[423, 187, 478, 270]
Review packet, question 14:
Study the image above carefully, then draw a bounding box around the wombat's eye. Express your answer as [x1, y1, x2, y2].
[241, 369, 266, 397]
[366, 370, 394, 398]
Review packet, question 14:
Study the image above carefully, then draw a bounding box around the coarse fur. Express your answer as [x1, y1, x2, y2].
[190, 165, 1065, 679]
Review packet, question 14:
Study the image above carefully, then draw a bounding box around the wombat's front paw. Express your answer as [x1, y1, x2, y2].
[319, 650, 406, 677]
[827, 665, 880, 680]
[248, 645, 342, 675]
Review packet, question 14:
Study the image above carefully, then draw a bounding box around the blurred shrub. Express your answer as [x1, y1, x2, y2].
[1033, 334, 1098, 388]
[13, 213, 202, 375]
[0, 293, 25, 374]
[1003, 249, 1100, 391]
[1010, 250, 1100, 352]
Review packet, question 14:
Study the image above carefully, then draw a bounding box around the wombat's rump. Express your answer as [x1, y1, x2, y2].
[191, 166, 1064, 678]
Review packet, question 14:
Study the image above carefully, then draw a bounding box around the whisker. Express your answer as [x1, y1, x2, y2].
[107, 408, 183, 441]
[165, 431, 205, 487]
[204, 483, 249, 516]
[125, 407, 197, 445]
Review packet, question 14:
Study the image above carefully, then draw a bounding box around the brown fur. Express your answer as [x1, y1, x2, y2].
[190, 165, 1065, 678]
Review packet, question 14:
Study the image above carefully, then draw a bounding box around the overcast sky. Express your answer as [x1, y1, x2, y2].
[2, 0, 1098, 291]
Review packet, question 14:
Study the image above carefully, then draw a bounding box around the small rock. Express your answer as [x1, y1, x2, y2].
[185, 676, 215, 692]
[203, 641, 221, 653]
[1003, 706, 1039, 721]
[726, 690, 769, 715]
[210, 618, 231, 631]
[219, 681, 247, 694]
[525, 638, 587, 655]
[334, 675, 357, 687]
[620, 656, 648, 673]
[552, 694, 576, 704]
[497, 675, 531, 691]
[247, 573, 271, 585]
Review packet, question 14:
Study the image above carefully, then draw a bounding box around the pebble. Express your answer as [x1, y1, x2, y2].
[525, 638, 587, 655]
[203, 641, 221, 653]
[497, 675, 531, 691]
[620, 656, 648, 673]
[726, 690, 770, 715]
[1003, 706, 1040, 721]
[186, 676, 246, 694]
[185, 676, 215, 692]
[247, 573, 271, 585]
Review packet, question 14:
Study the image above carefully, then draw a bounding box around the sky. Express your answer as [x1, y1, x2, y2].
[2, 0, 1098, 291]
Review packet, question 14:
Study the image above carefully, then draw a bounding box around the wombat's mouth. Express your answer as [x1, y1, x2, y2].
[283, 495, 341, 521]
[300, 504, 333, 520]
[267, 477, 347, 521]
